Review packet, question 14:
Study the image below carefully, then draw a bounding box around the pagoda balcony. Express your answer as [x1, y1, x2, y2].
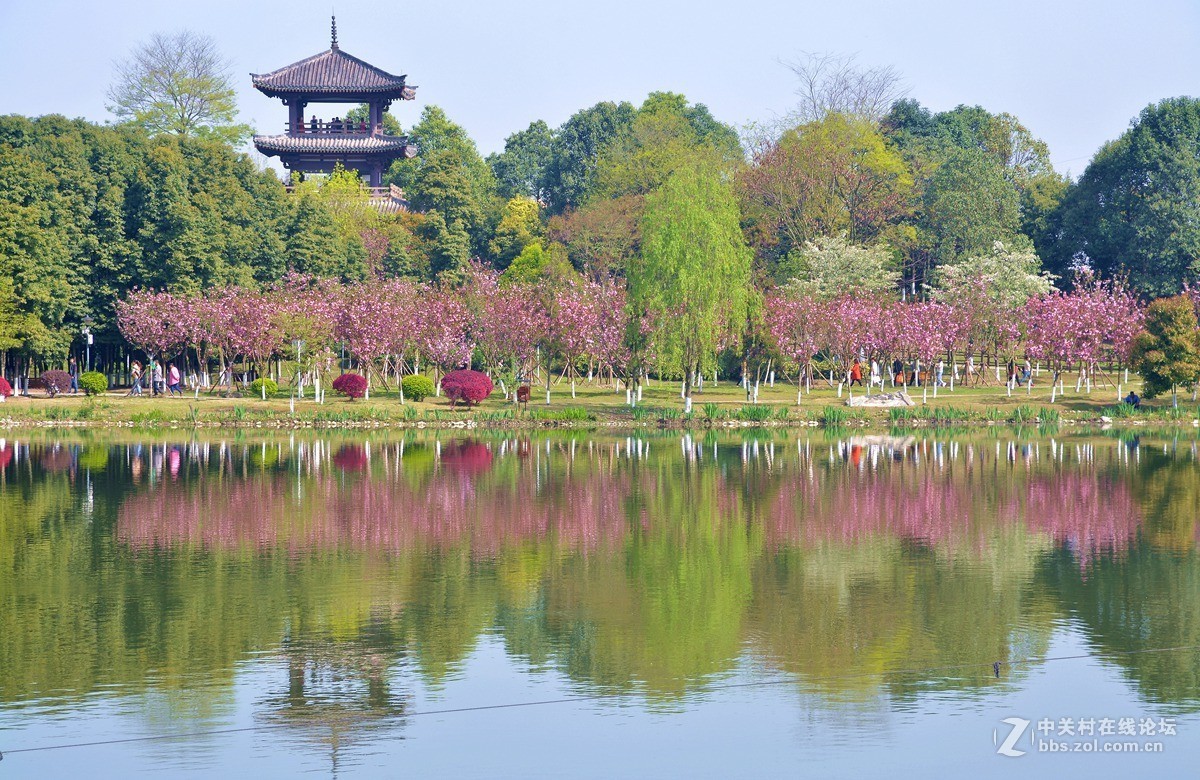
[284, 120, 383, 136]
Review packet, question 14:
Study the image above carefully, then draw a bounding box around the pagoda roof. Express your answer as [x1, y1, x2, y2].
[252, 19, 414, 100]
[252, 48, 415, 98]
[253, 134, 418, 157]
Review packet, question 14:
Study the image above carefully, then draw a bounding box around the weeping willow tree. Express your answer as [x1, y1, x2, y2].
[630, 158, 752, 411]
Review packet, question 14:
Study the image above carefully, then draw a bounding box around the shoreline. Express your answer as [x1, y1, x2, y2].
[2, 384, 1197, 432]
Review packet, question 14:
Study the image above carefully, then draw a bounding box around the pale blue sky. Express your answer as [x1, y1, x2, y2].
[1, 0, 1196, 176]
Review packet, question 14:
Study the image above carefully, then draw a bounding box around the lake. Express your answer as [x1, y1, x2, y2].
[0, 430, 1197, 778]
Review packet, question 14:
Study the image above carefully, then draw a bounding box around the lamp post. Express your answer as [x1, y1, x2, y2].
[293, 340, 304, 398]
[82, 316, 94, 372]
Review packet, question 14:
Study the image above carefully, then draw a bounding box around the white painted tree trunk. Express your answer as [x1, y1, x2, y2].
[684, 396, 693, 414]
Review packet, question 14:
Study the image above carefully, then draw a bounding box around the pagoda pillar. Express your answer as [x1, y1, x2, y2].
[287, 100, 305, 135]
[369, 102, 383, 134]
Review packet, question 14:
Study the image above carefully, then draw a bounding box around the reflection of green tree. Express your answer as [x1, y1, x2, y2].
[746, 530, 1056, 699]
[399, 547, 497, 682]
[78, 444, 110, 471]
[536, 462, 759, 695]
[1136, 448, 1200, 551]
[1041, 546, 1200, 707]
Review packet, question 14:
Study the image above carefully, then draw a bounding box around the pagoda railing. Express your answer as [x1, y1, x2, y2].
[284, 120, 385, 136]
[283, 184, 408, 200]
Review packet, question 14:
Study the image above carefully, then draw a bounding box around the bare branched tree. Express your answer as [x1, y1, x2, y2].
[784, 52, 909, 125]
[108, 30, 250, 145]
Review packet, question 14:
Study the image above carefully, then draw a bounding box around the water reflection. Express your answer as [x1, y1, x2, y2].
[1, 432, 1198, 746]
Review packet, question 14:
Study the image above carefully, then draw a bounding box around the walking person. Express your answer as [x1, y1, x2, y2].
[130, 361, 143, 396]
[936, 359, 946, 388]
[892, 358, 904, 385]
[167, 363, 182, 396]
[69, 356, 79, 394]
[848, 359, 863, 387]
[151, 360, 164, 397]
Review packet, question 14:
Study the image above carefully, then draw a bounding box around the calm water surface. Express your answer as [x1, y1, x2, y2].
[0, 430, 1198, 778]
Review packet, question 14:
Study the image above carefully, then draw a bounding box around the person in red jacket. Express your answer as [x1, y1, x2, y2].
[849, 359, 864, 387]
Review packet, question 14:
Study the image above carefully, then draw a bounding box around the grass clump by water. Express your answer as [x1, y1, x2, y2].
[930, 406, 971, 425]
[530, 407, 594, 422]
[736, 404, 773, 422]
[821, 406, 847, 426]
[702, 402, 722, 420]
[1037, 407, 1061, 425]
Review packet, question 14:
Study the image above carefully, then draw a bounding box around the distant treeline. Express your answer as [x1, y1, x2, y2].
[2, 92, 1198, 367]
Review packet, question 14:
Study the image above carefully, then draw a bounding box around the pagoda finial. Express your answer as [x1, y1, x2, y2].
[330, 14, 339, 49]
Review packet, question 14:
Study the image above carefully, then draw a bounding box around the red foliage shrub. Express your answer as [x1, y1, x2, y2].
[440, 369, 494, 407]
[332, 372, 368, 400]
[0, 377, 12, 398]
[39, 370, 72, 396]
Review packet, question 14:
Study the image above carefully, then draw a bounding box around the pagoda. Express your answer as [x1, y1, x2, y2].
[251, 17, 417, 188]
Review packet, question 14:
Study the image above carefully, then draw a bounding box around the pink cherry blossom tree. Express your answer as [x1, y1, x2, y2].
[765, 290, 822, 402]
[420, 285, 475, 394]
[115, 289, 193, 362]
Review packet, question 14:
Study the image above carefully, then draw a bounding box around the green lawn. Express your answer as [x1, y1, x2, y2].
[2, 369, 1196, 428]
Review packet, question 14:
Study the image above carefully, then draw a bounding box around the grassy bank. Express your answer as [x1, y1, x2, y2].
[2, 374, 1198, 430]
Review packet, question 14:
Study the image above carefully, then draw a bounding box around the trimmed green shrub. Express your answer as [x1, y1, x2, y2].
[79, 371, 108, 396]
[402, 374, 435, 401]
[249, 377, 278, 398]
